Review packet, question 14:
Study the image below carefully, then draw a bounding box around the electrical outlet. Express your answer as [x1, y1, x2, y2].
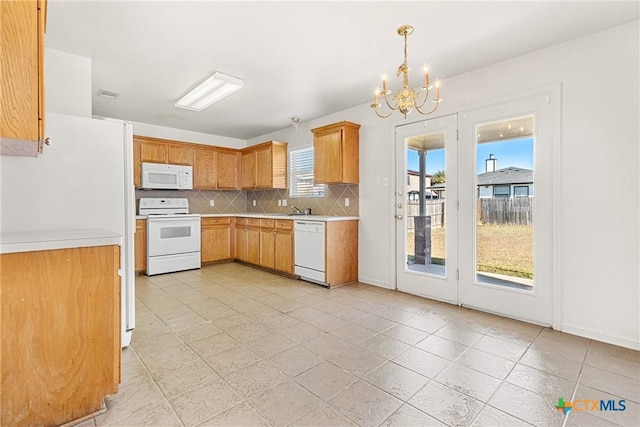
[282, 199, 288, 207]
[278, 200, 282, 206]
[344, 197, 350, 207]
[209, 200, 215, 207]
[253, 200, 256, 207]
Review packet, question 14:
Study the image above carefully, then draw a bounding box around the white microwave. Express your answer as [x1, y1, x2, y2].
[141, 163, 193, 190]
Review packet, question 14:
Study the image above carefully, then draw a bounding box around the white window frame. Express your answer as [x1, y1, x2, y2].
[289, 147, 325, 198]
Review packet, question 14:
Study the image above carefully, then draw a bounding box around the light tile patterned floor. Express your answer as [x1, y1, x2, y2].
[80, 263, 639, 427]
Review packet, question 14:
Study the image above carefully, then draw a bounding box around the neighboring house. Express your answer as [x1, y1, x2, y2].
[426, 156, 534, 199]
[477, 167, 534, 198]
[406, 170, 439, 200]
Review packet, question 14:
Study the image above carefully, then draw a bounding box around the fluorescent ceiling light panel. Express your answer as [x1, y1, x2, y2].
[175, 72, 243, 112]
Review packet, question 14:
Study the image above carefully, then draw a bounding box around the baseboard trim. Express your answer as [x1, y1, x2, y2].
[358, 277, 394, 289]
[561, 323, 640, 351]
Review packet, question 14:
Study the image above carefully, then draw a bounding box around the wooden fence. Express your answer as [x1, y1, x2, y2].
[407, 201, 445, 229]
[478, 197, 533, 225]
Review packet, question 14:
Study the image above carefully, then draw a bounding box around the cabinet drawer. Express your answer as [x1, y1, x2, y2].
[202, 217, 231, 226]
[246, 218, 261, 227]
[260, 219, 275, 228]
[275, 220, 293, 230]
[235, 217, 247, 226]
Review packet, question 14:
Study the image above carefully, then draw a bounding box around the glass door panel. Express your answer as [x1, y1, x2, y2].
[396, 115, 458, 304]
[475, 116, 534, 290]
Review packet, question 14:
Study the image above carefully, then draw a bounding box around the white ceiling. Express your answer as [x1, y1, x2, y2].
[45, 1, 639, 140]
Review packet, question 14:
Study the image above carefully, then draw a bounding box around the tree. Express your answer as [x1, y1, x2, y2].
[431, 170, 445, 184]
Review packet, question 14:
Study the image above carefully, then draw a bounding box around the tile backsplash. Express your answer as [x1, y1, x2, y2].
[136, 184, 358, 216]
[246, 184, 359, 216]
[136, 190, 246, 214]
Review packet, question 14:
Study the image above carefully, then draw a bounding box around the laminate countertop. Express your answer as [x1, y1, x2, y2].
[0, 229, 122, 254]
[136, 213, 359, 222]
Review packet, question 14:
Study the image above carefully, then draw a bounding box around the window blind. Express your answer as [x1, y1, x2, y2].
[289, 147, 325, 197]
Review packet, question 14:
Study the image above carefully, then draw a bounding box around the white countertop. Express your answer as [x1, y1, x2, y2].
[136, 213, 359, 222]
[1, 229, 123, 254]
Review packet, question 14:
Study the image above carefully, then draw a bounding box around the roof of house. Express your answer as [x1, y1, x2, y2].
[478, 167, 533, 185]
[407, 170, 433, 177]
[427, 166, 533, 189]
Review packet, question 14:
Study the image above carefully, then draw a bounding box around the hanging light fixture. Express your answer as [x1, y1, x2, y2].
[371, 25, 442, 118]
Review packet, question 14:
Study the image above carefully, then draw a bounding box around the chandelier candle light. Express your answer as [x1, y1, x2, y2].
[371, 25, 442, 118]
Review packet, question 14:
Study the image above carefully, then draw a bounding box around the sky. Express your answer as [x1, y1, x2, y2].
[407, 137, 534, 175]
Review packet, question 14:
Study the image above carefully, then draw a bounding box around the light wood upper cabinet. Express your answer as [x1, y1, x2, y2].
[140, 139, 167, 163]
[137, 137, 193, 166]
[241, 141, 288, 190]
[241, 150, 257, 189]
[1, 0, 47, 157]
[194, 148, 217, 189]
[217, 150, 241, 190]
[312, 121, 360, 184]
[133, 138, 142, 188]
[168, 144, 193, 165]
[1, 244, 120, 426]
[255, 146, 272, 188]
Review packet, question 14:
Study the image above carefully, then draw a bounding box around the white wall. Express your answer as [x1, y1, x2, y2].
[45, 47, 247, 149]
[45, 48, 92, 117]
[249, 21, 640, 349]
[131, 121, 245, 149]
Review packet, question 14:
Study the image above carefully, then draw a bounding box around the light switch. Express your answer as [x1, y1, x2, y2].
[209, 200, 215, 207]
[253, 200, 256, 207]
[344, 198, 350, 207]
[282, 199, 288, 207]
[278, 200, 282, 206]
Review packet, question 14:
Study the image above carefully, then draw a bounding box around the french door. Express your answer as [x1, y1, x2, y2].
[395, 114, 458, 304]
[458, 93, 556, 325]
[396, 91, 557, 326]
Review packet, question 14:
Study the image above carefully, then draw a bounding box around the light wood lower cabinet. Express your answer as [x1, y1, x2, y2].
[259, 219, 294, 274]
[325, 220, 359, 287]
[234, 218, 260, 264]
[246, 219, 261, 265]
[201, 217, 232, 263]
[232, 217, 294, 275]
[0, 245, 121, 426]
[135, 219, 146, 274]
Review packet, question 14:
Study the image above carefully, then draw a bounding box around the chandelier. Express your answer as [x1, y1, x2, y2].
[371, 25, 442, 118]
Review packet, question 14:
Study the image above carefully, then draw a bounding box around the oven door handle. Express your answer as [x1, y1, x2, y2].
[147, 216, 200, 223]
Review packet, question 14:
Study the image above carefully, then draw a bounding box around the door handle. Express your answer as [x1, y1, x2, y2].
[395, 214, 403, 220]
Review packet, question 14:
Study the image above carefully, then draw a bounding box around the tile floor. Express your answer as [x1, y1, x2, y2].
[81, 263, 638, 426]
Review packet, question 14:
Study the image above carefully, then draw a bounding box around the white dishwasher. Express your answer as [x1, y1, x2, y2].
[294, 220, 326, 285]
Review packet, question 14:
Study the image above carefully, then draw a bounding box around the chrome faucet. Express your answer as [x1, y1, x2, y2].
[290, 206, 304, 215]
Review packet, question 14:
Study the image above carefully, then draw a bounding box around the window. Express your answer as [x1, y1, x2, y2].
[514, 186, 530, 197]
[493, 185, 510, 198]
[289, 147, 325, 197]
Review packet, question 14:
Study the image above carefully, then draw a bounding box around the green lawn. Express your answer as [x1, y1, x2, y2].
[407, 224, 534, 279]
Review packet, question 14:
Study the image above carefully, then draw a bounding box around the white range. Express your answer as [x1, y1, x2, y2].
[139, 198, 201, 275]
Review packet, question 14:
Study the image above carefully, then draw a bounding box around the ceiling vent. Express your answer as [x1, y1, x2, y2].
[98, 89, 120, 99]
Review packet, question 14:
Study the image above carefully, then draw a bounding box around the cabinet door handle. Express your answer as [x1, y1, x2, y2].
[44, 137, 52, 146]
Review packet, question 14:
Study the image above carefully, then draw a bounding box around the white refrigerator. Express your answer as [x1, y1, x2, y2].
[0, 112, 136, 346]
